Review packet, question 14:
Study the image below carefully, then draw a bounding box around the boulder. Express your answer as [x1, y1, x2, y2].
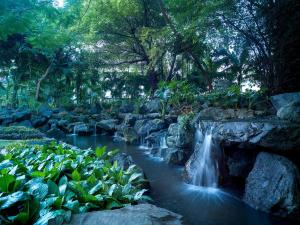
[38, 105, 53, 119]
[134, 119, 166, 136]
[166, 123, 193, 149]
[140, 99, 161, 114]
[243, 152, 300, 218]
[67, 204, 183, 225]
[12, 120, 33, 128]
[12, 110, 31, 122]
[89, 105, 102, 114]
[0, 115, 14, 126]
[164, 148, 185, 165]
[57, 119, 69, 132]
[226, 149, 256, 178]
[195, 120, 300, 153]
[110, 152, 134, 170]
[122, 127, 139, 144]
[31, 115, 48, 128]
[97, 119, 119, 134]
[145, 130, 167, 149]
[74, 123, 93, 136]
[197, 107, 259, 121]
[48, 119, 59, 127]
[119, 102, 135, 113]
[271, 92, 300, 110]
[277, 100, 300, 123]
[46, 127, 66, 140]
[123, 113, 140, 126]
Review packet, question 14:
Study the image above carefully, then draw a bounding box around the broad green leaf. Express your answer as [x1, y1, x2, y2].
[0, 191, 29, 210]
[47, 180, 60, 196]
[33, 210, 65, 225]
[27, 179, 48, 200]
[128, 173, 142, 183]
[0, 174, 15, 192]
[58, 176, 68, 195]
[31, 171, 46, 178]
[71, 170, 81, 181]
[134, 189, 147, 201]
[95, 146, 107, 158]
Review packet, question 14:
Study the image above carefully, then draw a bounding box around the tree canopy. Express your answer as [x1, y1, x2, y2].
[0, 0, 299, 108]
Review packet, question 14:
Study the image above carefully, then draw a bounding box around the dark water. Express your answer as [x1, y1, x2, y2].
[63, 135, 296, 225]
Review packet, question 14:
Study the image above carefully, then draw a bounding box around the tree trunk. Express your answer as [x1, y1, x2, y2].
[35, 63, 52, 101]
[167, 54, 177, 81]
[12, 79, 19, 108]
[157, 0, 212, 90]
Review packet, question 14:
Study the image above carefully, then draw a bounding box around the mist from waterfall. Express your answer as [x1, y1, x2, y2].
[191, 126, 219, 188]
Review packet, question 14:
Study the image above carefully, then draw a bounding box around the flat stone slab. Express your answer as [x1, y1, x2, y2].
[66, 204, 183, 225]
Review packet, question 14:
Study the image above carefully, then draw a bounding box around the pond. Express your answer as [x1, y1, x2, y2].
[63, 135, 296, 225]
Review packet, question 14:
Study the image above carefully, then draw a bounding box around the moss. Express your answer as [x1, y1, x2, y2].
[0, 126, 45, 140]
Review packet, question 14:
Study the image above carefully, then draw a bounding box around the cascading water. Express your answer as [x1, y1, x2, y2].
[93, 123, 97, 136]
[72, 125, 78, 136]
[190, 125, 219, 188]
[139, 134, 151, 150]
[159, 136, 168, 149]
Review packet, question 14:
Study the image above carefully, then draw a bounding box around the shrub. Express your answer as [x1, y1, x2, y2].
[0, 142, 148, 225]
[157, 81, 198, 114]
[0, 126, 44, 140]
[198, 85, 268, 110]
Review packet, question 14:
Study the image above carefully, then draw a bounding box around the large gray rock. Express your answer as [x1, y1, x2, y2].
[166, 123, 193, 149]
[140, 99, 161, 114]
[134, 119, 166, 136]
[74, 123, 93, 136]
[145, 130, 167, 149]
[243, 152, 300, 218]
[12, 120, 33, 128]
[66, 204, 183, 225]
[226, 149, 256, 178]
[31, 115, 48, 128]
[46, 127, 66, 140]
[97, 119, 119, 134]
[277, 100, 300, 123]
[114, 126, 139, 144]
[119, 102, 135, 113]
[110, 152, 134, 170]
[197, 107, 262, 121]
[271, 92, 300, 110]
[12, 110, 31, 122]
[195, 120, 300, 153]
[38, 105, 53, 119]
[0, 115, 14, 126]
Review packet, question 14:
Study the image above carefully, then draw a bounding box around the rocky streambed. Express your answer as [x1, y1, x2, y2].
[1, 92, 300, 223]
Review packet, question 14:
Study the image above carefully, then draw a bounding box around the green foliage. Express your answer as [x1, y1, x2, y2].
[177, 112, 195, 131]
[199, 85, 268, 109]
[0, 126, 44, 140]
[158, 81, 197, 110]
[0, 142, 148, 225]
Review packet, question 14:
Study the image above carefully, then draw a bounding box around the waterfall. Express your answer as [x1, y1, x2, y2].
[72, 125, 78, 136]
[159, 136, 168, 149]
[157, 135, 168, 158]
[139, 135, 151, 150]
[93, 123, 97, 136]
[190, 126, 219, 188]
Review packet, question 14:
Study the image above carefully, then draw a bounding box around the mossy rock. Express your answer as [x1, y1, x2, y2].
[0, 126, 45, 140]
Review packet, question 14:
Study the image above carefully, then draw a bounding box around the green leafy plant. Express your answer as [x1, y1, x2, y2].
[0, 142, 148, 225]
[158, 81, 197, 113]
[198, 85, 268, 110]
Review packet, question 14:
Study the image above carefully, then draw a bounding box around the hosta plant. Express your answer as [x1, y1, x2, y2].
[0, 142, 149, 225]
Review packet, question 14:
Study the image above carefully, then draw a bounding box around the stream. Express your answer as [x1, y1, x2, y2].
[63, 135, 296, 225]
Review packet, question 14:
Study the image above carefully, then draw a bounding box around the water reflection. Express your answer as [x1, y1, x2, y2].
[63, 135, 296, 225]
